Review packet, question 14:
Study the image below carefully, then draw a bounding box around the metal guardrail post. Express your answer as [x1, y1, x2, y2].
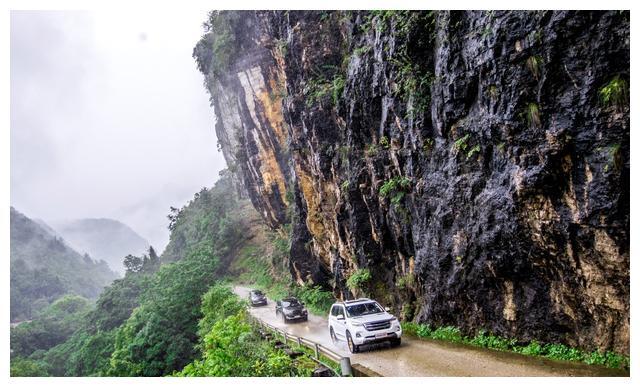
[250, 314, 349, 377]
[340, 357, 352, 376]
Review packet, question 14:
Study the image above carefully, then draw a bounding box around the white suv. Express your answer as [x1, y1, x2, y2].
[328, 298, 402, 353]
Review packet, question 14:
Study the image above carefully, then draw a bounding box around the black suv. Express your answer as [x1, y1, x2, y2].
[249, 289, 267, 306]
[275, 297, 308, 323]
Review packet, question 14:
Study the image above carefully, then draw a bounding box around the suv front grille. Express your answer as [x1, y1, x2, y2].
[364, 319, 392, 331]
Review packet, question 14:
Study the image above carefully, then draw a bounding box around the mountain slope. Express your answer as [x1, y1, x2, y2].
[33, 218, 60, 238]
[10, 207, 118, 321]
[13, 173, 255, 376]
[50, 218, 149, 274]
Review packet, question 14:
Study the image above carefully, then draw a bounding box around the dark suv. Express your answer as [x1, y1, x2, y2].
[275, 297, 308, 323]
[249, 289, 267, 306]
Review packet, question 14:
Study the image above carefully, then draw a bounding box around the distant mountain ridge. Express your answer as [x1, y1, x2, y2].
[10, 207, 118, 321]
[49, 218, 150, 274]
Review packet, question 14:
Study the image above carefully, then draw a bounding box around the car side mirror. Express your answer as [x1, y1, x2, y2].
[337, 314, 345, 320]
[385, 307, 391, 312]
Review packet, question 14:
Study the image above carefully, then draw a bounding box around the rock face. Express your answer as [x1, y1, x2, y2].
[194, 11, 630, 354]
[194, 12, 291, 228]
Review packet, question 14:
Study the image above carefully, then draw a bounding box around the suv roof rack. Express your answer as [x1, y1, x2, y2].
[343, 298, 371, 304]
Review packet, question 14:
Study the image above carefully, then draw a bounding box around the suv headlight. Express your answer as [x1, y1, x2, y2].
[351, 321, 363, 327]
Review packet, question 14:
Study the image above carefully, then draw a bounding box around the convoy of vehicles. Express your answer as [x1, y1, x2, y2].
[248, 288, 401, 353]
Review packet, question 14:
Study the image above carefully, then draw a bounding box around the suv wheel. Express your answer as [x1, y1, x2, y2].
[282, 313, 288, 324]
[390, 337, 401, 347]
[346, 331, 359, 353]
[330, 327, 337, 343]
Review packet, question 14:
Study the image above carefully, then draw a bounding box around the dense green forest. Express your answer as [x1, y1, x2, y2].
[10, 207, 118, 321]
[10, 172, 322, 377]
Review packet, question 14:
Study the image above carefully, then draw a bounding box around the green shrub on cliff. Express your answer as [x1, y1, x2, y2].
[294, 284, 335, 315]
[332, 75, 345, 106]
[466, 144, 481, 160]
[346, 268, 372, 293]
[379, 176, 412, 205]
[395, 273, 416, 290]
[193, 11, 242, 76]
[599, 75, 628, 108]
[526, 55, 543, 79]
[379, 135, 390, 149]
[304, 74, 345, 108]
[526, 102, 541, 128]
[453, 133, 470, 152]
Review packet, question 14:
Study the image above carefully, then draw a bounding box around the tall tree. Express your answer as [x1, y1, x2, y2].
[141, 247, 160, 273]
[123, 255, 143, 274]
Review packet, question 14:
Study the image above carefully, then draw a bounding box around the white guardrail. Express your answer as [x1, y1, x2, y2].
[250, 317, 353, 376]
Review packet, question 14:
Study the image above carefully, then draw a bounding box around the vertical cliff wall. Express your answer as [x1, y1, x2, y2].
[194, 10, 629, 354]
[195, 12, 291, 228]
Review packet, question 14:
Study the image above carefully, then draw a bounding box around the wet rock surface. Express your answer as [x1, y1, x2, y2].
[196, 11, 629, 354]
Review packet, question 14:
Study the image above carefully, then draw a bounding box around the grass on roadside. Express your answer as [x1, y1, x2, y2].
[401, 322, 629, 370]
[282, 335, 342, 376]
[176, 283, 319, 377]
[247, 310, 341, 376]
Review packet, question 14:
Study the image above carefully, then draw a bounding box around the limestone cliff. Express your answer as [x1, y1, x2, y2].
[194, 10, 630, 354]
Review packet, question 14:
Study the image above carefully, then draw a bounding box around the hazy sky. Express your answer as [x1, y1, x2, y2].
[10, 9, 227, 251]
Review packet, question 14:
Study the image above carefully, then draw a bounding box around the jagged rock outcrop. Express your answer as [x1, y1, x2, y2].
[194, 12, 291, 228]
[194, 10, 630, 354]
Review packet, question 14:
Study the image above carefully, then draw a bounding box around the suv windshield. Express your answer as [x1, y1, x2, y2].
[282, 299, 300, 307]
[345, 302, 383, 317]
[252, 291, 263, 296]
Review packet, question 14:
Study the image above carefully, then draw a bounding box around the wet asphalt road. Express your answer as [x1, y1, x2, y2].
[234, 286, 628, 377]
